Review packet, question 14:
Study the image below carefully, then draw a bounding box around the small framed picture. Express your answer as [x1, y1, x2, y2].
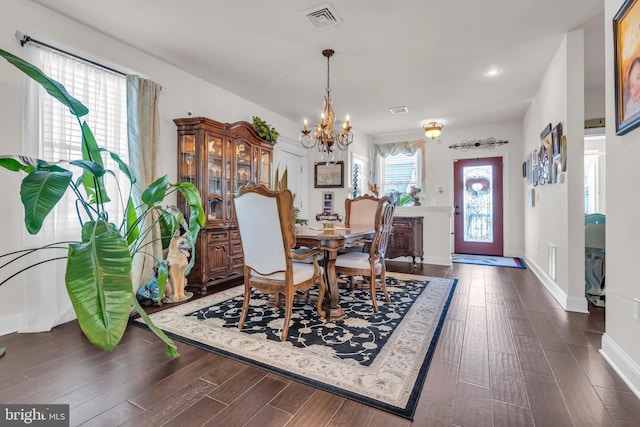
[551, 123, 563, 157]
[322, 191, 334, 214]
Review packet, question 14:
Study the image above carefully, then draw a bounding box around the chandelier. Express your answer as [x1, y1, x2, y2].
[423, 121, 443, 140]
[300, 49, 353, 160]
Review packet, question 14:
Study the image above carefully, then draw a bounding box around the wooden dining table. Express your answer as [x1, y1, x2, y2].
[295, 224, 375, 321]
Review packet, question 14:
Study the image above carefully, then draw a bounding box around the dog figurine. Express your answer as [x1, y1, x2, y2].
[165, 235, 192, 301]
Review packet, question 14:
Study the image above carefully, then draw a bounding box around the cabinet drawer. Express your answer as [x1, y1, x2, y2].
[208, 231, 229, 242]
[230, 230, 241, 240]
[392, 221, 411, 229]
[231, 240, 243, 255]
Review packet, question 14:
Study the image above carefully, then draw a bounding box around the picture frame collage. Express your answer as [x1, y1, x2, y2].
[524, 122, 565, 187]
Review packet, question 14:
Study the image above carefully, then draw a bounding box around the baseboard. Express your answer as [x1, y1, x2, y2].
[423, 255, 451, 266]
[524, 256, 588, 313]
[600, 333, 640, 400]
[0, 313, 23, 336]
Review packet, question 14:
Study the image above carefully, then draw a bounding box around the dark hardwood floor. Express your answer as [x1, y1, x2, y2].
[1, 260, 639, 426]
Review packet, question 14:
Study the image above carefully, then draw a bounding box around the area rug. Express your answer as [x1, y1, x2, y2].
[132, 272, 457, 419]
[452, 253, 526, 268]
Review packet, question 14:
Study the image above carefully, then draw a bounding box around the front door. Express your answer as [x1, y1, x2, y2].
[453, 157, 504, 256]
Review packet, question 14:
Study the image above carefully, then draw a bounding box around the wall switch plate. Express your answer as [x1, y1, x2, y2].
[634, 298, 640, 322]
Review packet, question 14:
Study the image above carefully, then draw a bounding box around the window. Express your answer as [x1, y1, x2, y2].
[29, 44, 128, 227]
[381, 152, 420, 194]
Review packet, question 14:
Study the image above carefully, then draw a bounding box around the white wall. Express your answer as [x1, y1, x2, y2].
[601, 0, 640, 397]
[0, 0, 303, 334]
[522, 31, 587, 313]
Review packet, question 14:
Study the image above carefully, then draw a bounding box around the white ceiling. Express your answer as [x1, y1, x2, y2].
[32, 0, 605, 137]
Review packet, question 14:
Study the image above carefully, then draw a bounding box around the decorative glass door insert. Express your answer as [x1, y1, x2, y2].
[463, 165, 493, 243]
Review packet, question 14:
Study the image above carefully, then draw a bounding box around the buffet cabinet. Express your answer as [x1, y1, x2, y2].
[174, 117, 273, 293]
[387, 216, 424, 265]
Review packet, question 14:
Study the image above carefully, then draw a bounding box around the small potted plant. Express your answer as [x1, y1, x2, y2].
[252, 116, 279, 144]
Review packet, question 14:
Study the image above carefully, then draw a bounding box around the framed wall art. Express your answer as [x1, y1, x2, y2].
[614, 0, 640, 135]
[551, 122, 562, 158]
[322, 191, 334, 214]
[314, 161, 344, 188]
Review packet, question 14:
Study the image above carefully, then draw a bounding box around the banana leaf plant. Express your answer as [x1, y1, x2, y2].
[0, 48, 205, 357]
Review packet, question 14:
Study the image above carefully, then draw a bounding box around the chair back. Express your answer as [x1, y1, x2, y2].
[369, 194, 396, 258]
[233, 182, 296, 275]
[345, 194, 379, 228]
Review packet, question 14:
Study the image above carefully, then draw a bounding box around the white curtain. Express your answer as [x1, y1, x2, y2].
[20, 44, 127, 332]
[371, 140, 426, 187]
[127, 75, 163, 290]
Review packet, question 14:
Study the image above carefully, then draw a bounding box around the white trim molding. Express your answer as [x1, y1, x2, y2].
[600, 333, 640, 400]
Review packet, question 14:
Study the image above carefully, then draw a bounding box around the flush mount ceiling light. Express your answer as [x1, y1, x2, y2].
[423, 121, 443, 140]
[300, 49, 353, 162]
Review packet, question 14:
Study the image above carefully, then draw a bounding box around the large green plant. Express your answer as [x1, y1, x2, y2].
[0, 48, 205, 357]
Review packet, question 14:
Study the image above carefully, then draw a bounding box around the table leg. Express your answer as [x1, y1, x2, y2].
[322, 249, 346, 321]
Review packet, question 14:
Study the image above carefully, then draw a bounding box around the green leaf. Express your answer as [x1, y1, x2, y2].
[0, 156, 37, 173]
[125, 197, 139, 246]
[281, 168, 288, 190]
[65, 220, 133, 351]
[131, 296, 178, 357]
[142, 175, 169, 206]
[20, 170, 73, 234]
[69, 160, 106, 178]
[0, 48, 89, 117]
[399, 194, 413, 206]
[102, 149, 135, 184]
[173, 182, 204, 275]
[158, 209, 180, 249]
[80, 122, 110, 204]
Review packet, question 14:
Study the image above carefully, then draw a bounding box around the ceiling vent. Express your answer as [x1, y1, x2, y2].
[389, 106, 409, 115]
[304, 4, 342, 28]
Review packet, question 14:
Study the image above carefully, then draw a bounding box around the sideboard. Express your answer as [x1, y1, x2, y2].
[387, 216, 424, 265]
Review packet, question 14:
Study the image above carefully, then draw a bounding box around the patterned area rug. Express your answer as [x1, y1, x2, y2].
[133, 272, 457, 419]
[452, 253, 526, 268]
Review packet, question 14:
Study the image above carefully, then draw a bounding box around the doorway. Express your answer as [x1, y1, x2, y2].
[453, 157, 504, 256]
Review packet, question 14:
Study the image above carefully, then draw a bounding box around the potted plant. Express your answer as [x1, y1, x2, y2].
[252, 116, 279, 144]
[0, 48, 205, 357]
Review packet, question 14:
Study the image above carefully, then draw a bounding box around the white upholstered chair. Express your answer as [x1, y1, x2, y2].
[335, 194, 396, 311]
[233, 182, 325, 341]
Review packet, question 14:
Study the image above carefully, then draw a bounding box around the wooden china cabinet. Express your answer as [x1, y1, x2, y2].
[174, 117, 273, 293]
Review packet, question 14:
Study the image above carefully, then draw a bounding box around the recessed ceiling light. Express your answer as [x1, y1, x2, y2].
[485, 68, 502, 77]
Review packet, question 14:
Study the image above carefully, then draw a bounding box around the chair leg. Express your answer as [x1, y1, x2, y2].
[238, 282, 251, 330]
[369, 274, 379, 312]
[281, 291, 294, 342]
[380, 268, 390, 302]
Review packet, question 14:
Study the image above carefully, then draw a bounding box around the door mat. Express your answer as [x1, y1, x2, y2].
[452, 254, 526, 268]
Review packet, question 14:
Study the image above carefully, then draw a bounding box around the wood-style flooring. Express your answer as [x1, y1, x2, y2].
[1, 260, 639, 426]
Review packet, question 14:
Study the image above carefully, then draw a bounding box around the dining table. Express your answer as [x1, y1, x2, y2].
[295, 224, 375, 321]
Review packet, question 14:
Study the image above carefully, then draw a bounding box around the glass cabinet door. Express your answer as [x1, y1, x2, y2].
[206, 134, 223, 222]
[236, 141, 252, 191]
[225, 139, 233, 221]
[259, 148, 271, 186]
[179, 134, 196, 214]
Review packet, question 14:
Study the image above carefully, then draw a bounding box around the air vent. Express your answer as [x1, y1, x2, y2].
[389, 106, 409, 115]
[304, 4, 342, 28]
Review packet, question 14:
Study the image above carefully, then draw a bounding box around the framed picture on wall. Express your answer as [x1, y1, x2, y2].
[614, 0, 640, 135]
[314, 161, 344, 188]
[551, 122, 562, 158]
[322, 191, 334, 214]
